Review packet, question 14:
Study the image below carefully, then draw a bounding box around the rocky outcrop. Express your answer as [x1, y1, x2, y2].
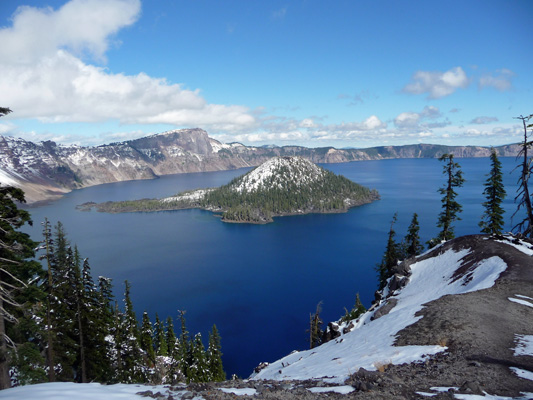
[0, 129, 521, 203]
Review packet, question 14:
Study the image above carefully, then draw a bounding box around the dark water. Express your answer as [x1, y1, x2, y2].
[22, 157, 522, 378]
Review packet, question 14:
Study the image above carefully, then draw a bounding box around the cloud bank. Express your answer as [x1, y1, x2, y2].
[0, 0, 255, 131]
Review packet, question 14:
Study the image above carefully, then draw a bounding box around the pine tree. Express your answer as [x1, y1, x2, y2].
[78, 258, 107, 383]
[0, 187, 42, 389]
[70, 246, 87, 383]
[309, 301, 323, 349]
[479, 149, 507, 235]
[376, 213, 402, 289]
[165, 316, 177, 357]
[429, 154, 465, 247]
[207, 325, 225, 381]
[404, 213, 424, 257]
[153, 314, 168, 357]
[341, 293, 366, 323]
[39, 218, 56, 382]
[96, 276, 115, 383]
[52, 223, 79, 381]
[177, 310, 191, 380]
[512, 114, 533, 237]
[189, 333, 209, 382]
[140, 311, 155, 373]
[117, 281, 144, 383]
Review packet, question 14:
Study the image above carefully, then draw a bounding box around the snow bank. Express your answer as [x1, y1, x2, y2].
[253, 247, 507, 383]
[307, 385, 355, 394]
[0, 382, 174, 400]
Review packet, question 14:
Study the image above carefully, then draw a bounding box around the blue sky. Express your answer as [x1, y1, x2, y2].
[0, 0, 532, 148]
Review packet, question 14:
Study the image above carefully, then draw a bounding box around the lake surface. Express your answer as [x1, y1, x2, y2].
[22, 157, 522, 378]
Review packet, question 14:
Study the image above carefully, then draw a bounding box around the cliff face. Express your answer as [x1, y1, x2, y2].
[0, 128, 521, 203]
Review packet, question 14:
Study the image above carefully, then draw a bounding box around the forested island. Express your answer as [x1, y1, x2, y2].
[79, 156, 379, 223]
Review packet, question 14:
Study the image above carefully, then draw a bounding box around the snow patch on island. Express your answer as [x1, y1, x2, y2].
[231, 156, 325, 193]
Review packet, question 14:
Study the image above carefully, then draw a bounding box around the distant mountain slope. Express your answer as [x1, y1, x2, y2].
[0, 129, 521, 203]
[251, 234, 533, 398]
[86, 156, 379, 223]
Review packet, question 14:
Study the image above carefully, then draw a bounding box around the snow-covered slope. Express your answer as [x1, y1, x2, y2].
[229, 156, 326, 193]
[251, 234, 533, 397]
[253, 245, 505, 382]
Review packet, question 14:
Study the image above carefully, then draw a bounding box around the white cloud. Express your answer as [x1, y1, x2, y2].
[0, 0, 141, 64]
[470, 116, 499, 124]
[393, 106, 447, 131]
[0, 0, 256, 132]
[403, 67, 469, 99]
[394, 112, 420, 129]
[299, 118, 317, 128]
[479, 69, 514, 91]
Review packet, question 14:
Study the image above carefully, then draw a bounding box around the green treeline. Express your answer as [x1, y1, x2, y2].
[0, 201, 224, 388]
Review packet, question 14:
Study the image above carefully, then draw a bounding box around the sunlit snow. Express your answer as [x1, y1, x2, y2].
[508, 297, 533, 308]
[253, 248, 507, 383]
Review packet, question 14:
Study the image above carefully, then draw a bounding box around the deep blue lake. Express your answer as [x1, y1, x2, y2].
[22, 157, 522, 378]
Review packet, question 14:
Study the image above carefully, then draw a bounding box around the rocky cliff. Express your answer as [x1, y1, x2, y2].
[0, 129, 521, 203]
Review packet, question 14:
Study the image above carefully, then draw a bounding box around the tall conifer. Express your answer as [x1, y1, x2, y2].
[429, 154, 464, 247]
[207, 325, 225, 381]
[404, 213, 424, 257]
[154, 314, 168, 356]
[140, 311, 155, 366]
[376, 213, 401, 289]
[479, 149, 506, 235]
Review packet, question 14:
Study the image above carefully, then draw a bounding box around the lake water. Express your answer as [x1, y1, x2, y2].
[22, 157, 522, 378]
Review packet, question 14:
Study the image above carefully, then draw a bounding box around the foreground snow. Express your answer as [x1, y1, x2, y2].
[253, 247, 508, 383]
[0, 383, 176, 400]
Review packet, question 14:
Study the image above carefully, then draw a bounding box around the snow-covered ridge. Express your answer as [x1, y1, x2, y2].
[230, 156, 326, 193]
[252, 236, 528, 384]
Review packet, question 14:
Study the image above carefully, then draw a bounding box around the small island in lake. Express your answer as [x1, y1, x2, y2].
[78, 156, 380, 223]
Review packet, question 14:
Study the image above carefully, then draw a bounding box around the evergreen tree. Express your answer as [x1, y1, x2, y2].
[177, 310, 191, 380]
[404, 213, 424, 257]
[340, 293, 366, 323]
[70, 246, 88, 383]
[429, 154, 465, 247]
[376, 213, 402, 289]
[153, 314, 168, 357]
[189, 333, 209, 382]
[95, 276, 115, 382]
[480, 149, 507, 235]
[207, 325, 225, 381]
[116, 281, 144, 383]
[0, 187, 42, 389]
[512, 114, 533, 237]
[165, 316, 177, 357]
[79, 258, 107, 383]
[39, 218, 56, 382]
[50, 223, 77, 381]
[140, 311, 155, 368]
[309, 302, 323, 349]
